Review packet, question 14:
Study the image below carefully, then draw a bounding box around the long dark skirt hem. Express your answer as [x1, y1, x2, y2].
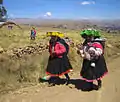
[46, 69, 73, 77]
[80, 71, 108, 82]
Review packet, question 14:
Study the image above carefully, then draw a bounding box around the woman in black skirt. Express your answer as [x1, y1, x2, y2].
[46, 32, 73, 86]
[77, 29, 108, 90]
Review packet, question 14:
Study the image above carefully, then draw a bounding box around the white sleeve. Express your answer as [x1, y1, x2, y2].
[95, 48, 103, 56]
[88, 47, 103, 56]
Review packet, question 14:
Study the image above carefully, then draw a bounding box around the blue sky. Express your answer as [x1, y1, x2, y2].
[2, 0, 120, 19]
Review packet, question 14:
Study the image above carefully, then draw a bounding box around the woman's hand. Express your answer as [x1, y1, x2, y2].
[76, 43, 83, 50]
[77, 49, 80, 54]
[51, 51, 56, 56]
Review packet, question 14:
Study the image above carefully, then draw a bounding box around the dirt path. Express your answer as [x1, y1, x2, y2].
[0, 57, 120, 102]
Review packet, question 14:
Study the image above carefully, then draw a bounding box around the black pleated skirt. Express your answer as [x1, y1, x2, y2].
[80, 55, 108, 82]
[46, 55, 73, 76]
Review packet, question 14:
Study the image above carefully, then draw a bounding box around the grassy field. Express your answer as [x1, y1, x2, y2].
[0, 24, 120, 95]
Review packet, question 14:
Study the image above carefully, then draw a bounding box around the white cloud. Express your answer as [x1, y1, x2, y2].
[44, 12, 52, 17]
[7, 14, 15, 19]
[9, 14, 14, 18]
[81, 1, 95, 5]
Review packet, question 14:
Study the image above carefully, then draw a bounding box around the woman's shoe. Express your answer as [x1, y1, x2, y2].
[65, 79, 70, 85]
[48, 83, 55, 87]
[98, 80, 102, 89]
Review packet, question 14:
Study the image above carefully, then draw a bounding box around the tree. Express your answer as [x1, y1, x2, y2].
[0, 0, 3, 4]
[0, 5, 7, 22]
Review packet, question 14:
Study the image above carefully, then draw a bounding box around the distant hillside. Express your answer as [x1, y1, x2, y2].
[9, 18, 120, 30]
